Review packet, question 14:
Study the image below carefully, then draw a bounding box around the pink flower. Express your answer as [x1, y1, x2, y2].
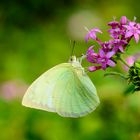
[86, 46, 98, 63]
[124, 21, 140, 43]
[108, 21, 119, 29]
[85, 28, 102, 42]
[97, 49, 116, 69]
[123, 52, 140, 71]
[111, 39, 128, 52]
[108, 28, 121, 39]
[85, 16, 140, 73]
[126, 56, 135, 66]
[86, 47, 116, 71]
[101, 41, 112, 52]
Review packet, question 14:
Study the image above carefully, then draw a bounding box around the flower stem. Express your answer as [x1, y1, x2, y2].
[119, 57, 130, 68]
[104, 72, 127, 80]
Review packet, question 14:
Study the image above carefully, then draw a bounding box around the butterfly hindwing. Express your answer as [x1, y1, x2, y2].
[22, 62, 100, 118]
[52, 66, 100, 117]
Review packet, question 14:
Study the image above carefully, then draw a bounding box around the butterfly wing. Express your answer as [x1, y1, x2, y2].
[22, 63, 100, 118]
[22, 63, 71, 112]
[52, 65, 100, 117]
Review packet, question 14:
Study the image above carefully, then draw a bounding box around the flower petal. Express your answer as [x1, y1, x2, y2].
[90, 32, 96, 39]
[118, 46, 124, 52]
[101, 63, 107, 70]
[99, 49, 105, 57]
[93, 28, 103, 33]
[129, 21, 136, 26]
[107, 60, 116, 67]
[123, 25, 131, 30]
[125, 31, 133, 38]
[126, 56, 135, 66]
[88, 66, 101, 72]
[106, 51, 115, 58]
[87, 46, 94, 53]
[85, 34, 89, 42]
[134, 33, 139, 43]
[137, 30, 140, 34]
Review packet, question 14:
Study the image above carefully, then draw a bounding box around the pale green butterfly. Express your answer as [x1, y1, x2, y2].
[22, 56, 100, 118]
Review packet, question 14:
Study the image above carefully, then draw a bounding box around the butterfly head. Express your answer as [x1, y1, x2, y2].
[69, 56, 77, 63]
[69, 56, 83, 68]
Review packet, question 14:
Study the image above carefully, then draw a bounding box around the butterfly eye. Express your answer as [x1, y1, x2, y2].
[69, 56, 77, 63]
[70, 57, 73, 62]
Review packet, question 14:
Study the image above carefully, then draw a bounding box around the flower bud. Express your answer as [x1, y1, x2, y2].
[120, 16, 127, 25]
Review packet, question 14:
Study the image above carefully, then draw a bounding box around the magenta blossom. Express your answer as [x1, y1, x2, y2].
[97, 49, 116, 69]
[86, 47, 116, 71]
[123, 52, 140, 71]
[85, 28, 102, 42]
[86, 46, 98, 63]
[111, 39, 128, 52]
[101, 41, 112, 52]
[124, 21, 140, 43]
[108, 21, 119, 29]
[108, 17, 128, 39]
[108, 28, 121, 39]
[85, 16, 140, 73]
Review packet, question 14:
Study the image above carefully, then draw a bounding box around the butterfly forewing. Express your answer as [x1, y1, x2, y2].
[22, 64, 70, 112]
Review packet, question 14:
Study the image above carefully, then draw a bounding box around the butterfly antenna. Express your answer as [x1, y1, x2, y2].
[70, 40, 76, 57]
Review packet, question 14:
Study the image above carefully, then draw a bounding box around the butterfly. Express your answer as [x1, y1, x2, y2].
[22, 56, 100, 118]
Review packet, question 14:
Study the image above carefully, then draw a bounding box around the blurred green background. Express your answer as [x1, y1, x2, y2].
[0, 0, 140, 140]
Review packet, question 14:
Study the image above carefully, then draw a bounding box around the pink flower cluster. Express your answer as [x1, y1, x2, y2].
[85, 16, 140, 72]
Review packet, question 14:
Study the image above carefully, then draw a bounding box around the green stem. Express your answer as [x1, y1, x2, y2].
[119, 57, 130, 68]
[104, 72, 127, 80]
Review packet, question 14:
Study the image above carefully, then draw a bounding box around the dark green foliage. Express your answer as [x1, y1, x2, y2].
[124, 84, 135, 95]
[0, 0, 75, 28]
[128, 62, 140, 91]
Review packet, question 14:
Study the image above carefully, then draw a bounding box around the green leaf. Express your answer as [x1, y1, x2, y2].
[124, 84, 135, 95]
